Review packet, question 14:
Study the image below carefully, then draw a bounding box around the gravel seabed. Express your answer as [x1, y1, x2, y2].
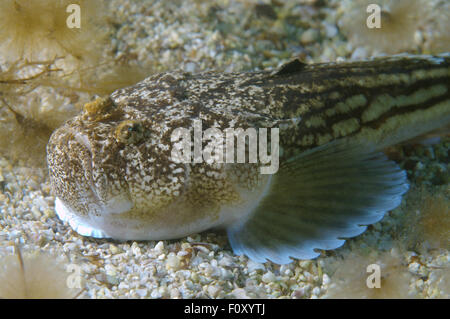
[0, 0, 448, 298]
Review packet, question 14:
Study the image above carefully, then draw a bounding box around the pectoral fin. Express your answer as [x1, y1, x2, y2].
[227, 139, 409, 264]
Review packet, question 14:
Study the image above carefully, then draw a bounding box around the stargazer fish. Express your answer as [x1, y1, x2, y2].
[47, 54, 450, 264]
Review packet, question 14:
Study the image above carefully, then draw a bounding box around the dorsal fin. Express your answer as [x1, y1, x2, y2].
[274, 59, 306, 76]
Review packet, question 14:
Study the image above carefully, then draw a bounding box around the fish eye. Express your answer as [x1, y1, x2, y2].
[115, 120, 145, 144]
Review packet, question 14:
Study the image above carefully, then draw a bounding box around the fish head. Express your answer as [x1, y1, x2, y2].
[46, 87, 196, 239]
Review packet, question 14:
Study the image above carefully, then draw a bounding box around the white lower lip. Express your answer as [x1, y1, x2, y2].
[55, 192, 135, 237]
[55, 197, 108, 238]
[54, 196, 223, 241]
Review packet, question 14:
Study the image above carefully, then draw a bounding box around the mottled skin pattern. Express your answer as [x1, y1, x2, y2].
[47, 54, 450, 240]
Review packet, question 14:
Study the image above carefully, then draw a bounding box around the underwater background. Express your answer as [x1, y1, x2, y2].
[0, 0, 448, 298]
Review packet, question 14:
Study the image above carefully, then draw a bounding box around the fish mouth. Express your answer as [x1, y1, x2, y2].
[67, 128, 133, 216]
[48, 126, 133, 216]
[70, 128, 102, 204]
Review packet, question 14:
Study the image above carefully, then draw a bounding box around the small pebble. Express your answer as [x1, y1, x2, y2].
[262, 271, 276, 283]
[301, 29, 320, 44]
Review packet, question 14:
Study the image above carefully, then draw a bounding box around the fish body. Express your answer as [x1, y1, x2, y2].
[47, 54, 450, 263]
